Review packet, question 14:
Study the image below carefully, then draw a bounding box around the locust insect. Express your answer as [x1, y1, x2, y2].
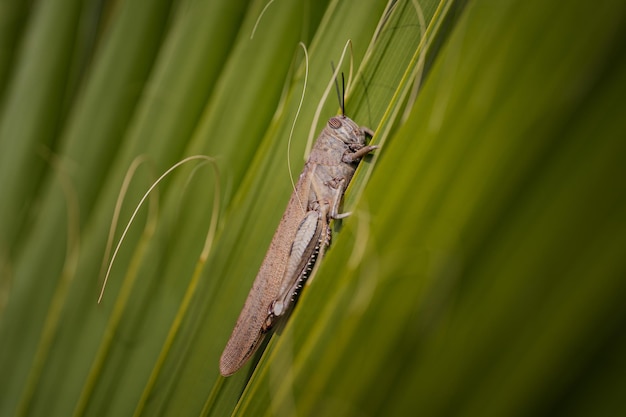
[219, 73, 376, 376]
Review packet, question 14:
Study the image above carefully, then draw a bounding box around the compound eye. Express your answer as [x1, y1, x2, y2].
[328, 117, 342, 129]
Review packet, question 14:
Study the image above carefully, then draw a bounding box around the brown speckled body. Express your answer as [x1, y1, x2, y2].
[219, 115, 375, 376]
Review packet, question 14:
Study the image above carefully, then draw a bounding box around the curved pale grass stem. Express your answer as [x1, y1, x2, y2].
[250, 0, 276, 39]
[98, 155, 219, 303]
[287, 42, 309, 212]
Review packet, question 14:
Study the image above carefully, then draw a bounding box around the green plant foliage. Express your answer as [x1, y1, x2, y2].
[0, 0, 624, 416]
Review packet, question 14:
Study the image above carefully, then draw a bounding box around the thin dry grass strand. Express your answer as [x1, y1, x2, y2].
[250, 0, 276, 39]
[196, 160, 221, 261]
[37, 147, 82, 280]
[15, 150, 82, 416]
[98, 155, 218, 303]
[173, 157, 220, 262]
[98, 156, 156, 291]
[52, 153, 81, 284]
[287, 42, 309, 212]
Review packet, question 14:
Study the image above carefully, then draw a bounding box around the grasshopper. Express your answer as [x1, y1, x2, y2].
[219, 79, 376, 376]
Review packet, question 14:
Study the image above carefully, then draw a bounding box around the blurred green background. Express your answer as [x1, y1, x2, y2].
[1, 0, 625, 416]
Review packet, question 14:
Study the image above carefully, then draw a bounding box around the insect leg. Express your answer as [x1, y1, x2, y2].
[361, 126, 375, 138]
[326, 178, 350, 220]
[342, 144, 378, 163]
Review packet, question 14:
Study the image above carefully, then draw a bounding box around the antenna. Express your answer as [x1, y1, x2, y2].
[341, 72, 345, 116]
[331, 62, 345, 116]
